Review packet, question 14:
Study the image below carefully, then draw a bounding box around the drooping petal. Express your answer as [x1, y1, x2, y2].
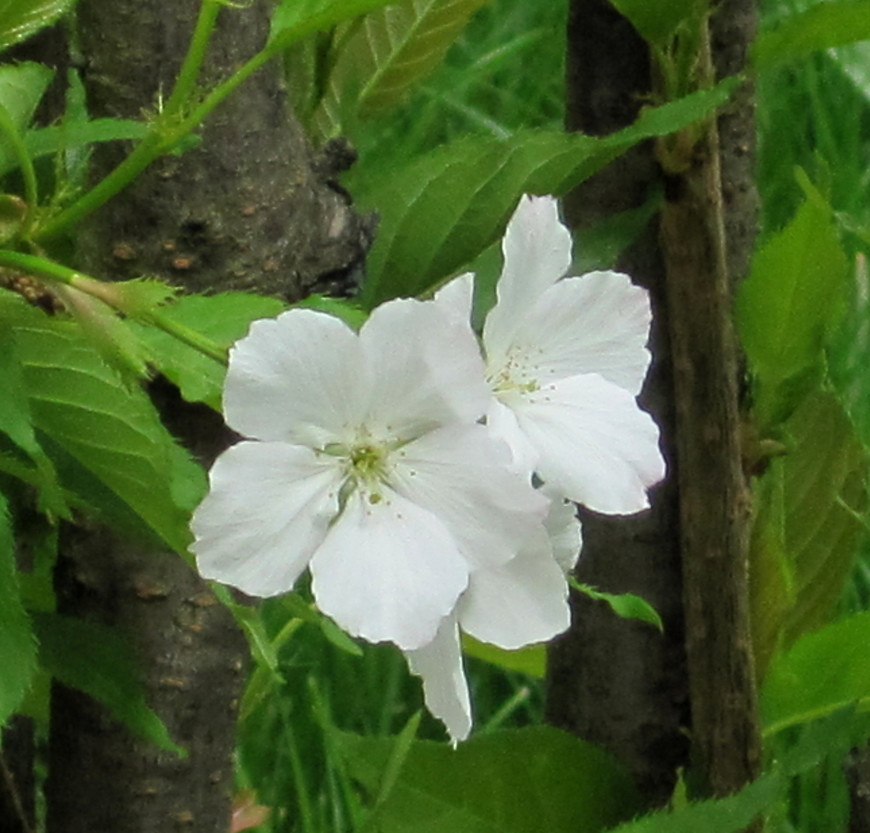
[512, 373, 665, 514]
[458, 528, 570, 649]
[359, 298, 488, 441]
[224, 310, 368, 447]
[484, 398, 540, 476]
[500, 272, 652, 395]
[404, 615, 471, 745]
[483, 195, 572, 362]
[191, 441, 342, 597]
[310, 487, 469, 651]
[542, 491, 583, 574]
[389, 423, 549, 571]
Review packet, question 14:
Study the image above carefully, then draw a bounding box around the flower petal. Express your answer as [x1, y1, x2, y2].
[458, 529, 570, 649]
[483, 195, 572, 361]
[503, 272, 652, 395]
[191, 442, 341, 597]
[310, 487, 469, 650]
[542, 492, 583, 574]
[513, 373, 665, 514]
[484, 398, 540, 476]
[390, 423, 549, 570]
[224, 309, 367, 447]
[359, 298, 488, 441]
[404, 616, 471, 744]
[433, 272, 475, 326]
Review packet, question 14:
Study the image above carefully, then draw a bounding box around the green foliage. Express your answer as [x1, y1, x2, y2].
[0, 0, 77, 53]
[1, 291, 203, 554]
[749, 392, 868, 676]
[737, 186, 850, 431]
[0, 492, 37, 727]
[0, 62, 53, 175]
[338, 725, 641, 832]
[270, 0, 401, 49]
[133, 292, 285, 410]
[461, 636, 545, 678]
[34, 612, 183, 753]
[607, 0, 706, 50]
[308, 0, 487, 138]
[360, 80, 738, 305]
[571, 583, 664, 632]
[761, 610, 870, 734]
[754, 1, 870, 69]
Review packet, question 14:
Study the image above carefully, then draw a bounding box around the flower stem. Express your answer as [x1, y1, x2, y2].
[0, 102, 38, 230]
[0, 249, 228, 365]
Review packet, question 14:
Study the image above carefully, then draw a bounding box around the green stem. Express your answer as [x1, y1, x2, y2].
[0, 249, 228, 364]
[162, 1, 224, 116]
[0, 102, 38, 229]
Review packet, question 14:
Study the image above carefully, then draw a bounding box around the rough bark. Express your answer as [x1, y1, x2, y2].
[850, 746, 870, 833]
[0, 717, 36, 833]
[657, 13, 762, 802]
[46, 2, 371, 831]
[546, 0, 687, 807]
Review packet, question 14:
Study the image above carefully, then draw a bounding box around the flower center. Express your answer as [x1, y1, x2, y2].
[487, 347, 539, 398]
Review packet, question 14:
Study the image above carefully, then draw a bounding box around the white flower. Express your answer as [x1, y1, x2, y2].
[404, 497, 581, 743]
[190, 298, 551, 652]
[437, 194, 665, 514]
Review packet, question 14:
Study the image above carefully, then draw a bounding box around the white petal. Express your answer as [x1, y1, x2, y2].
[514, 373, 665, 514]
[191, 442, 341, 597]
[458, 529, 570, 649]
[390, 423, 549, 571]
[224, 310, 367, 447]
[359, 298, 488, 441]
[500, 272, 652, 395]
[483, 195, 572, 360]
[404, 616, 471, 745]
[484, 398, 540, 477]
[541, 493, 583, 573]
[433, 272, 475, 326]
[310, 488, 468, 650]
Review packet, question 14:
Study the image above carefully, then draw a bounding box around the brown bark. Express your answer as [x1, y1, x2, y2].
[0, 717, 36, 833]
[546, 0, 687, 807]
[45, 2, 371, 831]
[849, 746, 870, 833]
[657, 16, 762, 802]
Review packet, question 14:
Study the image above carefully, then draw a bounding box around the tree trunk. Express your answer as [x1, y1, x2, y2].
[549, 0, 763, 812]
[45, 2, 371, 831]
[546, 0, 687, 807]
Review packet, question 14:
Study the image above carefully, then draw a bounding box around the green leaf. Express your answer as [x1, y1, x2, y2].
[461, 635, 545, 678]
[761, 611, 870, 735]
[270, 0, 399, 48]
[0, 332, 67, 517]
[606, 774, 781, 833]
[339, 725, 642, 832]
[736, 189, 849, 430]
[753, 1, 870, 70]
[571, 580, 664, 632]
[0, 62, 53, 174]
[608, 0, 706, 48]
[0, 0, 76, 52]
[33, 612, 184, 754]
[1, 293, 201, 553]
[7, 117, 150, 178]
[358, 79, 738, 306]
[0, 491, 37, 726]
[132, 292, 285, 410]
[312, 0, 487, 136]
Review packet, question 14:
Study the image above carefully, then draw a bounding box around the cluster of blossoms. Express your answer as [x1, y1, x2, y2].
[191, 195, 665, 742]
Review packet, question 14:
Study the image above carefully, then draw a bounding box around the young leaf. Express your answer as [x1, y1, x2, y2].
[736, 189, 849, 431]
[312, 0, 487, 137]
[761, 610, 870, 735]
[338, 726, 642, 832]
[0, 62, 53, 174]
[269, 0, 399, 49]
[358, 80, 737, 306]
[0, 492, 37, 726]
[605, 773, 781, 833]
[1, 295, 201, 553]
[0, 0, 77, 53]
[33, 612, 184, 754]
[753, 1, 870, 70]
[608, 0, 706, 49]
[132, 292, 286, 410]
[570, 580, 664, 632]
